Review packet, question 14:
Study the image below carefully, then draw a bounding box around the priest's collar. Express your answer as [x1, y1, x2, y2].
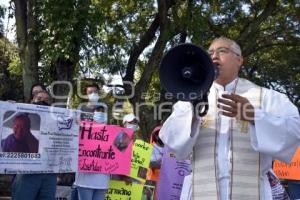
[214, 78, 239, 93]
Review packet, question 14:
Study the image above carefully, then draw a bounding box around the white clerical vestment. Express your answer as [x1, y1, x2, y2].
[160, 78, 300, 200]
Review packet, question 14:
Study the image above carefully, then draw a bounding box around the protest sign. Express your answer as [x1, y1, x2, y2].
[129, 139, 153, 182]
[0, 101, 79, 174]
[157, 147, 192, 200]
[105, 180, 143, 200]
[78, 122, 133, 175]
[273, 147, 300, 180]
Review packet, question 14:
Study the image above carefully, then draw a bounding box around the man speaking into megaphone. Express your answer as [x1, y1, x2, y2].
[159, 37, 300, 200]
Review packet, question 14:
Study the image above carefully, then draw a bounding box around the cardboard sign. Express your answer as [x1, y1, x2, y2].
[105, 180, 143, 200]
[157, 147, 192, 200]
[129, 139, 153, 182]
[273, 147, 300, 180]
[78, 122, 133, 175]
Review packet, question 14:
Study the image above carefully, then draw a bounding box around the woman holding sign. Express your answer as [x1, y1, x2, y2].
[74, 83, 110, 200]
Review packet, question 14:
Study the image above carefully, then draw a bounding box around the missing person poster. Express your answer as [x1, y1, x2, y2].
[78, 122, 133, 175]
[129, 139, 153, 182]
[0, 101, 79, 174]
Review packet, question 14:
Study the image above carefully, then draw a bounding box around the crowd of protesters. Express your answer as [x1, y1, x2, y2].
[0, 82, 168, 200]
[1, 37, 300, 200]
[1, 76, 300, 200]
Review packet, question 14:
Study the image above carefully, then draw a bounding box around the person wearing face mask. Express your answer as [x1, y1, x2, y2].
[31, 90, 51, 106]
[73, 83, 110, 200]
[78, 83, 101, 121]
[122, 113, 141, 140]
[29, 83, 47, 103]
[93, 105, 108, 124]
[10, 89, 58, 200]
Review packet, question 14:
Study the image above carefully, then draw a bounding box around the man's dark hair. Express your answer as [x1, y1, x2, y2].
[95, 103, 107, 112]
[85, 83, 100, 94]
[13, 113, 31, 128]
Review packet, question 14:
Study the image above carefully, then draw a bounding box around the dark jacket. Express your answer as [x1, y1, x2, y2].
[1, 133, 39, 153]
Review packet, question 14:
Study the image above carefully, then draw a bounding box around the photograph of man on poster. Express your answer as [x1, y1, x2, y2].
[113, 130, 131, 152]
[1, 112, 40, 153]
[137, 166, 148, 179]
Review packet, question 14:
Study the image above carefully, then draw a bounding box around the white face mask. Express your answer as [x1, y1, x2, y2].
[125, 124, 139, 131]
[88, 93, 99, 103]
[93, 112, 108, 123]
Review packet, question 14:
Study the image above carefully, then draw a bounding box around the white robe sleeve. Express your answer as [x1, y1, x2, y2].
[159, 101, 201, 160]
[250, 88, 300, 163]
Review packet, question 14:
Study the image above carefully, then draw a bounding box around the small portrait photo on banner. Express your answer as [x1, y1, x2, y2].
[1, 111, 41, 153]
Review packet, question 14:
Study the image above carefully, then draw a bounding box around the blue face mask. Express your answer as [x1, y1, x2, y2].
[88, 93, 99, 103]
[125, 123, 139, 132]
[93, 112, 107, 123]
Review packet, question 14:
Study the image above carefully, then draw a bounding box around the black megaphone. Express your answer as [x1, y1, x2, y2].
[159, 43, 217, 116]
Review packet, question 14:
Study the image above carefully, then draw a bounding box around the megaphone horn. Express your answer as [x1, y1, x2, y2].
[159, 43, 217, 116]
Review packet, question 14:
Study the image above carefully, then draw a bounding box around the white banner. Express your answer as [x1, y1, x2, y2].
[0, 101, 79, 174]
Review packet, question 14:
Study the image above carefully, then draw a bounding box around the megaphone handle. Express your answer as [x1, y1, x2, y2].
[198, 102, 209, 117]
[193, 94, 209, 117]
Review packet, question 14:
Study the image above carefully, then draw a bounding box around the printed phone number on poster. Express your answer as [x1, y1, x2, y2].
[0, 152, 41, 159]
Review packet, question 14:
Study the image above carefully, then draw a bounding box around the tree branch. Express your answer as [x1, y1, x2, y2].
[245, 40, 300, 56]
[13, 0, 28, 60]
[132, 0, 177, 104]
[123, 14, 160, 83]
[238, 0, 278, 54]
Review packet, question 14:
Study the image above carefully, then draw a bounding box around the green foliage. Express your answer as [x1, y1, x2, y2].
[0, 38, 23, 100]
[86, 0, 300, 110]
[84, 0, 156, 75]
[246, 45, 300, 107]
[39, 0, 90, 62]
[7, 54, 22, 75]
[37, 0, 101, 85]
[173, 1, 300, 108]
[10, 0, 300, 110]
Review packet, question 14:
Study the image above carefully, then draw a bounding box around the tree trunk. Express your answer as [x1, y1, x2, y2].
[14, 0, 39, 102]
[51, 0, 90, 107]
[52, 58, 74, 107]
